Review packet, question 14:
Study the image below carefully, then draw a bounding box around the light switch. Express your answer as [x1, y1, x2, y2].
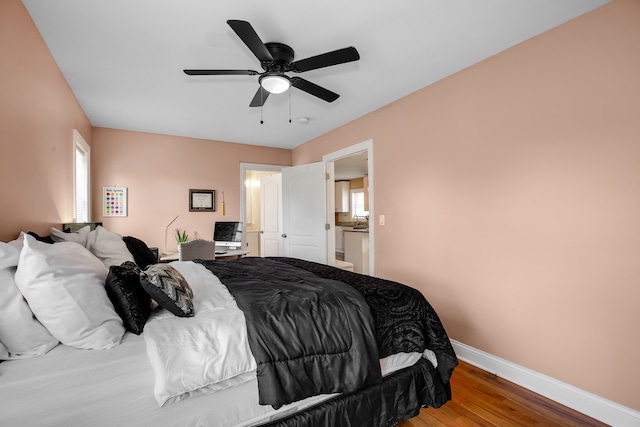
[379, 214, 385, 226]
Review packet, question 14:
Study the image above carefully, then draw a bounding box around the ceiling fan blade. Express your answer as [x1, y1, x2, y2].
[227, 20, 274, 62]
[290, 77, 339, 103]
[183, 69, 259, 76]
[249, 86, 270, 107]
[290, 47, 360, 73]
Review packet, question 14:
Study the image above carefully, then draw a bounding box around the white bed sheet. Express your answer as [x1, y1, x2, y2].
[0, 330, 423, 427]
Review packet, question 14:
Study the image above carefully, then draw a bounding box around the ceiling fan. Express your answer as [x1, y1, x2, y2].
[184, 20, 360, 107]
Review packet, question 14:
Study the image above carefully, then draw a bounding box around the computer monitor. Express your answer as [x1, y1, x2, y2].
[213, 221, 243, 249]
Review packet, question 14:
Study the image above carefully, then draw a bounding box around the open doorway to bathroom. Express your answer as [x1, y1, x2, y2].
[239, 163, 284, 257]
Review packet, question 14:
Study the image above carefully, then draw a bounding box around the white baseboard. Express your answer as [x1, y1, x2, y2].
[451, 340, 640, 427]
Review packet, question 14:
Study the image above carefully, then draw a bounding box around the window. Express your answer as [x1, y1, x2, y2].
[351, 189, 369, 219]
[73, 130, 90, 222]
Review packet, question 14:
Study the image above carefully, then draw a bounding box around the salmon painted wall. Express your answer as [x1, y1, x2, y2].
[0, 0, 92, 242]
[91, 128, 291, 253]
[293, 0, 640, 411]
[3, 0, 638, 413]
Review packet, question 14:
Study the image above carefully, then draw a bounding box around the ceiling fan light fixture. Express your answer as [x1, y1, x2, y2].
[260, 74, 290, 94]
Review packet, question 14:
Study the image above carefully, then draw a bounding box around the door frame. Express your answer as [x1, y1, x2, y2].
[323, 139, 374, 275]
[240, 163, 286, 250]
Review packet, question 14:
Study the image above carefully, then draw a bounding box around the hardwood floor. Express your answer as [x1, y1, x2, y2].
[396, 361, 608, 427]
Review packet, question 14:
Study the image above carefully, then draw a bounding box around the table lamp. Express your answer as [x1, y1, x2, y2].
[162, 215, 178, 255]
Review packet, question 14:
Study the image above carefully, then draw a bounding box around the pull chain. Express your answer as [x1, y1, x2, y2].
[289, 90, 292, 123]
[260, 90, 264, 124]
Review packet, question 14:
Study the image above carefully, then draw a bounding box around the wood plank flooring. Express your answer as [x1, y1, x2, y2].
[396, 361, 609, 427]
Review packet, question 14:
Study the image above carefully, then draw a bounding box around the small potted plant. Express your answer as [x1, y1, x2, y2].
[175, 228, 189, 245]
[176, 228, 189, 256]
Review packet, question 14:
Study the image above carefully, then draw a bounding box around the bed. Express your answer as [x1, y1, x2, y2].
[0, 226, 457, 427]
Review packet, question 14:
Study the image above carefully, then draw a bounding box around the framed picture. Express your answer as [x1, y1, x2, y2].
[189, 189, 215, 212]
[103, 187, 127, 217]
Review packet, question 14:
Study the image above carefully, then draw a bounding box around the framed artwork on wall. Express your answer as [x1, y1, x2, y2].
[103, 186, 127, 217]
[189, 189, 215, 212]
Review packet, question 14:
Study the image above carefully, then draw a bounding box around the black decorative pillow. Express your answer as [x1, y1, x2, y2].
[27, 231, 54, 244]
[105, 261, 151, 334]
[123, 236, 157, 269]
[140, 264, 194, 317]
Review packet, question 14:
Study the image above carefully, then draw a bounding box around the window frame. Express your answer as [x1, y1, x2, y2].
[73, 130, 91, 223]
[350, 188, 369, 220]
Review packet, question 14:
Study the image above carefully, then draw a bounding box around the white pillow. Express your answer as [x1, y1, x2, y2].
[0, 240, 19, 270]
[50, 225, 90, 245]
[85, 226, 134, 268]
[14, 235, 125, 350]
[7, 232, 26, 251]
[0, 341, 8, 360]
[0, 242, 59, 358]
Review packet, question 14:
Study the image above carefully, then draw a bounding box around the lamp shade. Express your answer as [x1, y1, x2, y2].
[260, 74, 291, 94]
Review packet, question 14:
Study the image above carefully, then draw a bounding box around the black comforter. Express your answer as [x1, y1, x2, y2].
[197, 257, 457, 412]
[268, 257, 458, 389]
[197, 258, 382, 409]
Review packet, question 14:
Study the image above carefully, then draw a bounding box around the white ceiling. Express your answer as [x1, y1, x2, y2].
[22, 0, 608, 150]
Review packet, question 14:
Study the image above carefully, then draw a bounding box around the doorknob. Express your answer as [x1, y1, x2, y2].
[260, 230, 264, 234]
[281, 233, 287, 238]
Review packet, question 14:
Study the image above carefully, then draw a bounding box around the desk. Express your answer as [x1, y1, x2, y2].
[159, 252, 179, 262]
[214, 249, 249, 260]
[159, 249, 249, 262]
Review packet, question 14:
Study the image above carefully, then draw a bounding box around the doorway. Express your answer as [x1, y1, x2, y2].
[240, 163, 285, 256]
[240, 139, 373, 274]
[241, 162, 327, 263]
[324, 140, 374, 275]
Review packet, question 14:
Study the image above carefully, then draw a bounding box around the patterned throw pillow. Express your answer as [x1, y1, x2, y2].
[140, 264, 194, 317]
[105, 261, 151, 334]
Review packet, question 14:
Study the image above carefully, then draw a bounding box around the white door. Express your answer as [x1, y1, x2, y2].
[260, 173, 282, 257]
[282, 162, 327, 263]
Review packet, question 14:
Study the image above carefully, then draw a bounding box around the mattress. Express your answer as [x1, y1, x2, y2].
[0, 331, 423, 427]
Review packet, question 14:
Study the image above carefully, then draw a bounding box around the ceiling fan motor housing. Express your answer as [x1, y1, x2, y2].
[263, 42, 295, 72]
